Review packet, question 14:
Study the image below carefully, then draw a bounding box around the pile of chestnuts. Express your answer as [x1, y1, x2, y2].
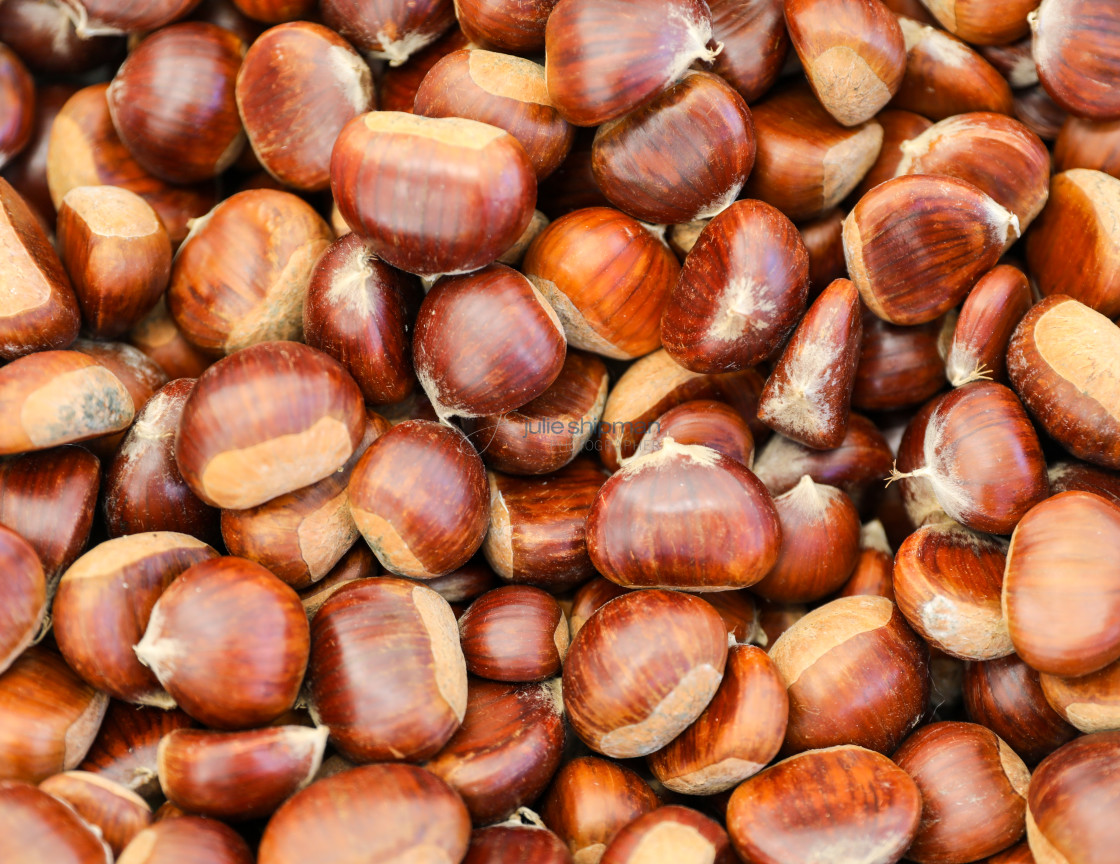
[1, 0, 1120, 861]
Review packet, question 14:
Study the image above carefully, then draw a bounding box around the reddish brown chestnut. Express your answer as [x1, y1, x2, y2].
[0, 525, 45, 675]
[454, 0, 557, 53]
[126, 299, 212, 381]
[839, 520, 895, 600]
[458, 586, 568, 682]
[851, 108, 934, 202]
[38, 772, 152, 856]
[634, 399, 755, 467]
[852, 311, 947, 412]
[320, 0, 457, 65]
[61, 0, 202, 34]
[0, 780, 113, 864]
[378, 27, 470, 112]
[569, 577, 629, 639]
[601, 806, 735, 864]
[116, 816, 252, 864]
[709, 0, 789, 103]
[0, 45, 33, 171]
[463, 823, 571, 864]
[1031, 0, 1120, 121]
[0, 2, 121, 76]
[1040, 659, 1120, 734]
[943, 264, 1032, 387]
[78, 702, 195, 800]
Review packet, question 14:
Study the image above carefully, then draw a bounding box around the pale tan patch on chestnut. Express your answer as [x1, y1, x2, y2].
[62, 532, 211, 582]
[597, 663, 723, 758]
[63, 186, 161, 238]
[924, 0, 956, 30]
[412, 585, 468, 723]
[352, 510, 429, 577]
[290, 725, 331, 790]
[1032, 300, 1120, 420]
[707, 277, 776, 342]
[498, 209, 549, 267]
[297, 489, 357, 580]
[372, 27, 441, 66]
[482, 475, 514, 580]
[553, 614, 571, 663]
[842, 212, 880, 316]
[628, 821, 716, 864]
[22, 366, 134, 447]
[823, 122, 883, 206]
[45, 113, 99, 209]
[200, 415, 353, 510]
[810, 48, 892, 126]
[1025, 806, 1069, 864]
[363, 111, 506, 148]
[1061, 701, 1119, 733]
[64, 690, 109, 770]
[620, 438, 721, 474]
[778, 475, 830, 518]
[0, 212, 52, 317]
[861, 519, 891, 554]
[327, 45, 373, 113]
[469, 51, 550, 105]
[117, 828, 158, 864]
[769, 596, 894, 687]
[998, 738, 1031, 799]
[661, 756, 768, 795]
[527, 274, 630, 359]
[324, 243, 379, 315]
[574, 844, 606, 864]
[916, 592, 1013, 660]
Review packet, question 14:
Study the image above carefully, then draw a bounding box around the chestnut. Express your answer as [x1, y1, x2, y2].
[0, 780, 113, 864]
[175, 341, 366, 510]
[61, 0, 203, 34]
[1039, 658, 1120, 734]
[563, 589, 728, 758]
[126, 299, 212, 381]
[942, 264, 1032, 387]
[458, 586, 569, 682]
[0, 178, 80, 359]
[107, 23, 245, 184]
[38, 771, 152, 856]
[425, 677, 565, 823]
[415, 49, 574, 180]
[0, 45, 33, 172]
[116, 816, 253, 864]
[348, 419, 489, 578]
[235, 22, 373, 191]
[601, 806, 735, 864]
[662, 199, 810, 373]
[297, 543, 380, 619]
[133, 556, 310, 729]
[1013, 86, 1064, 153]
[54, 533, 217, 706]
[569, 577, 629, 639]
[482, 458, 604, 592]
[839, 520, 895, 600]
[0, 1, 122, 75]
[769, 595, 930, 754]
[1002, 491, 1120, 677]
[587, 441, 781, 591]
[1054, 115, 1120, 178]
[540, 756, 659, 863]
[522, 207, 680, 360]
[591, 71, 754, 224]
[544, 0, 719, 126]
[853, 311, 947, 411]
[634, 399, 755, 467]
[709, 0, 789, 103]
[924, 0, 1037, 44]
[1031, 0, 1120, 120]
[851, 108, 933, 201]
[331, 111, 536, 277]
[648, 644, 787, 795]
[307, 577, 467, 762]
[320, 0, 457, 65]
[414, 264, 566, 420]
[704, 590, 766, 646]
[726, 745, 922, 864]
[1, 82, 76, 228]
[0, 525, 45, 675]
[378, 27, 470, 112]
[894, 721, 1030, 864]
[464, 823, 571, 864]
[800, 208, 848, 293]
[258, 766, 470, 863]
[227, 0, 316, 22]
[0, 647, 109, 783]
[169, 189, 333, 355]
[157, 725, 328, 820]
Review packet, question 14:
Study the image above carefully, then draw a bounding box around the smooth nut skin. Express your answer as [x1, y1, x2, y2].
[601, 806, 735, 864]
[415, 50, 574, 180]
[116, 816, 252, 864]
[563, 589, 728, 758]
[943, 264, 1032, 388]
[1040, 659, 1120, 734]
[1047, 462, 1120, 504]
[463, 824, 571, 864]
[0, 45, 33, 170]
[0, 178, 80, 359]
[895, 721, 1030, 864]
[236, 22, 373, 190]
[454, 0, 557, 53]
[107, 23, 245, 184]
[1054, 116, 1120, 178]
[175, 341, 366, 510]
[425, 677, 565, 823]
[156, 725, 329, 821]
[2, 82, 75, 228]
[591, 70, 754, 224]
[540, 756, 659, 864]
[0, 3, 120, 76]
[0, 647, 109, 784]
[522, 207, 680, 360]
[587, 441, 782, 592]
[133, 557, 310, 730]
[853, 312, 946, 412]
[662, 199, 809, 374]
[378, 27, 470, 112]
[1003, 491, 1120, 677]
[53, 533, 217, 706]
[348, 419, 489, 579]
[635, 399, 755, 467]
[308, 578, 467, 763]
[544, 0, 719, 127]
[414, 263, 566, 420]
[726, 745, 922, 864]
[458, 586, 569, 682]
[784, 0, 906, 127]
[126, 299, 212, 381]
[331, 111, 536, 278]
[709, 0, 788, 103]
[320, 0, 457, 63]
[258, 763, 471, 864]
[168, 189, 333, 356]
[648, 644, 788, 796]
[769, 595, 931, 755]
[0, 525, 45, 675]
[1032, 0, 1120, 121]
[63, 0, 203, 33]
[0, 780, 113, 864]
[38, 771, 152, 857]
[852, 108, 933, 201]
[1027, 732, 1120, 864]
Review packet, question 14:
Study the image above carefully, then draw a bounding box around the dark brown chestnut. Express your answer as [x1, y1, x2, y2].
[458, 586, 568, 682]
[320, 0, 457, 65]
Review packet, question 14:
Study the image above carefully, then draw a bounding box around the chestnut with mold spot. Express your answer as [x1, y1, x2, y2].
[563, 589, 728, 758]
[758, 277, 863, 449]
[769, 595, 930, 754]
[522, 207, 679, 360]
[601, 806, 736, 864]
[662, 199, 809, 374]
[38, 771, 151, 856]
[1040, 658, 1120, 734]
[308, 577, 467, 762]
[1031, 0, 1120, 120]
[942, 265, 1032, 388]
[348, 419, 489, 579]
[458, 586, 569, 682]
[894, 721, 1030, 864]
[784, 0, 906, 127]
[0, 646, 109, 783]
[133, 556, 310, 730]
[893, 521, 1013, 661]
[648, 644, 787, 795]
[634, 400, 755, 467]
[331, 111, 536, 278]
[175, 341, 366, 510]
[709, 0, 789, 103]
[590, 71, 755, 225]
[0, 526, 44, 675]
[53, 532, 217, 706]
[726, 745, 922, 864]
[156, 725, 329, 820]
[1007, 295, 1120, 470]
[751, 477, 861, 603]
[543, 0, 720, 127]
[415, 50, 574, 180]
[587, 440, 781, 591]
[743, 84, 884, 222]
[0, 780, 114, 864]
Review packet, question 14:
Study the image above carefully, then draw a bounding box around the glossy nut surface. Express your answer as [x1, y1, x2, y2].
[458, 586, 569, 682]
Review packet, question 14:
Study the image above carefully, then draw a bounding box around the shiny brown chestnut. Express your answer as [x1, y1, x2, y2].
[601, 806, 735, 864]
[126, 299, 212, 381]
[116, 816, 252, 864]
[227, 0, 316, 22]
[38, 771, 152, 856]
[458, 586, 568, 682]
[0, 45, 33, 172]
[78, 702, 195, 800]
[61, 0, 202, 34]
[923, 0, 1037, 45]
[1031, 0, 1120, 121]
[1, 82, 75, 228]
[942, 264, 1032, 387]
[463, 823, 571, 864]
[1054, 116, 1120, 179]
[0, 526, 44, 675]
[0, 780, 113, 863]
[378, 27, 470, 112]
[0, 1, 122, 75]
[839, 520, 895, 600]
[852, 310, 946, 411]
[1040, 658, 1120, 734]
[175, 341, 366, 510]
[331, 111, 535, 277]
[296, 543, 380, 619]
[320, 0, 456, 65]
[851, 108, 933, 202]
[634, 399, 755, 467]
[709, 0, 788, 103]
[569, 577, 629, 639]
[133, 556, 310, 729]
[799, 207, 848, 294]
[236, 21, 373, 191]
